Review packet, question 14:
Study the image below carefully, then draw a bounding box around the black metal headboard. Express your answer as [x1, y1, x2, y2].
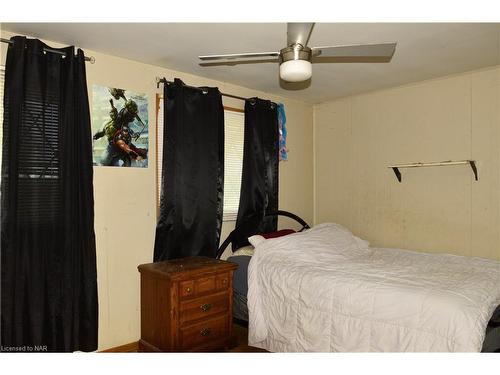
[215, 210, 310, 259]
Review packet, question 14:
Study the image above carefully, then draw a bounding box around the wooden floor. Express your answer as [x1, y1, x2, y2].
[102, 323, 267, 353]
[227, 323, 268, 353]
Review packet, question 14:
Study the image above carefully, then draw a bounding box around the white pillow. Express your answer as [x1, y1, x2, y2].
[309, 223, 370, 252]
[232, 245, 255, 257]
[353, 235, 370, 249]
[248, 235, 266, 248]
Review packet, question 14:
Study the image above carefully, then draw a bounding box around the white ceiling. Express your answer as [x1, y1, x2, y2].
[2, 23, 500, 103]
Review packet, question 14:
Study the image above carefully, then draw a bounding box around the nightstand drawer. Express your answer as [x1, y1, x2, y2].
[196, 275, 216, 295]
[179, 291, 229, 324]
[180, 314, 228, 349]
[180, 275, 223, 299]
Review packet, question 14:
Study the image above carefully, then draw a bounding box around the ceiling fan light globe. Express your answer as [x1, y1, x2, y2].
[279, 60, 312, 82]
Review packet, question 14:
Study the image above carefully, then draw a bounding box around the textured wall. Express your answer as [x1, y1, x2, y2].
[314, 66, 500, 260]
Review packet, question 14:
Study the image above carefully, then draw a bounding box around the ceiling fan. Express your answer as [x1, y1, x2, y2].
[199, 23, 397, 83]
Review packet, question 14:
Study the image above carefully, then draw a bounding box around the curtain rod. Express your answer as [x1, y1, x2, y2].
[156, 77, 276, 107]
[1, 38, 95, 64]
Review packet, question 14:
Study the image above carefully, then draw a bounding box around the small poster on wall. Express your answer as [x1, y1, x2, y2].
[92, 85, 149, 167]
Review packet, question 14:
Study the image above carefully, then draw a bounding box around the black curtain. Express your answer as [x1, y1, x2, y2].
[1, 37, 98, 352]
[154, 79, 224, 261]
[233, 98, 279, 249]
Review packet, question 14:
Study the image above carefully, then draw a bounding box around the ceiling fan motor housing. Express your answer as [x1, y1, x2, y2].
[279, 44, 312, 63]
[279, 44, 313, 82]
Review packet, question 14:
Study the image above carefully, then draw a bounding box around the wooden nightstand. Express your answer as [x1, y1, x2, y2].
[138, 256, 238, 352]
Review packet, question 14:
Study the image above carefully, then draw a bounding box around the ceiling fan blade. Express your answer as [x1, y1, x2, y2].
[199, 51, 279, 61]
[287, 23, 315, 46]
[312, 43, 397, 61]
[199, 58, 279, 67]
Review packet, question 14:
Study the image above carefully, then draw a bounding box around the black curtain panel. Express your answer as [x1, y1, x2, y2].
[154, 79, 224, 261]
[233, 98, 279, 249]
[1, 37, 98, 352]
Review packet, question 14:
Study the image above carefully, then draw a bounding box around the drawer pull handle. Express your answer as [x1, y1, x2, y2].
[185, 287, 192, 293]
[222, 279, 227, 285]
[200, 303, 213, 312]
[200, 328, 211, 337]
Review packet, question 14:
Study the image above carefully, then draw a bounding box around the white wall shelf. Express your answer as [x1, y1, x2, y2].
[387, 160, 478, 183]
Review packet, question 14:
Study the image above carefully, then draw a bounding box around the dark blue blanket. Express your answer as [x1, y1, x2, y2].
[227, 255, 251, 296]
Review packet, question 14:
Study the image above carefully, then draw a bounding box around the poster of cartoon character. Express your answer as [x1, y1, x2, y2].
[92, 85, 148, 167]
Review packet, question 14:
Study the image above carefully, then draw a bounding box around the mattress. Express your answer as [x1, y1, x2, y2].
[227, 255, 251, 296]
[246, 223, 500, 352]
[482, 305, 500, 352]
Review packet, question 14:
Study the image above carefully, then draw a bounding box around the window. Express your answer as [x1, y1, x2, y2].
[221, 109, 244, 221]
[2, 64, 62, 222]
[156, 96, 244, 221]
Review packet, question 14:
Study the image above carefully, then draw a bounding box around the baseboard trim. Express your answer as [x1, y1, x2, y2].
[100, 341, 139, 353]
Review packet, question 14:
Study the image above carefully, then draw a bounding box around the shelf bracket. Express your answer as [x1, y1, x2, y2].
[469, 160, 478, 181]
[392, 167, 402, 183]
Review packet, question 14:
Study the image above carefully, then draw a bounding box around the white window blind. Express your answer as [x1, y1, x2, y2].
[156, 98, 244, 222]
[222, 110, 244, 221]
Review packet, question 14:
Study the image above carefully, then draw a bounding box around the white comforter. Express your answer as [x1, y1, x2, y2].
[247, 223, 500, 352]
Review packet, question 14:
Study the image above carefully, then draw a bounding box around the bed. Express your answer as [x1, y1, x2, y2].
[217, 211, 311, 323]
[217, 212, 500, 352]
